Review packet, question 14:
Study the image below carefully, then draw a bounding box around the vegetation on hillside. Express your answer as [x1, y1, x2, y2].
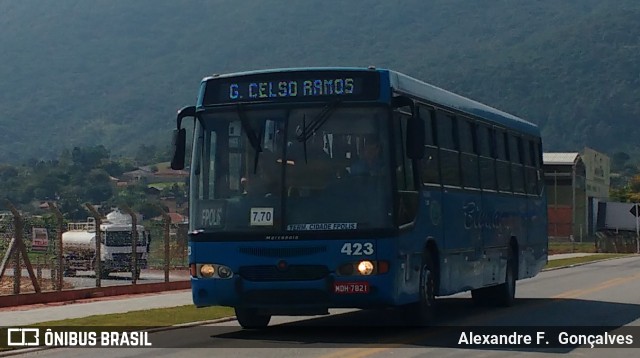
[0, 145, 184, 220]
[0, 1, 639, 164]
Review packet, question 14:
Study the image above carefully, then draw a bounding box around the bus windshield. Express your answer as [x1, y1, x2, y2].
[191, 106, 394, 234]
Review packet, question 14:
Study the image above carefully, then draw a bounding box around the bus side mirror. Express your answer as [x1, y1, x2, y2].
[406, 112, 425, 160]
[171, 106, 196, 170]
[171, 128, 186, 170]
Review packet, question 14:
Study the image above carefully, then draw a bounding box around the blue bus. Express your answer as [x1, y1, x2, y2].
[170, 67, 548, 328]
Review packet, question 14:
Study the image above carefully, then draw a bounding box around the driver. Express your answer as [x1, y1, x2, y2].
[350, 137, 383, 176]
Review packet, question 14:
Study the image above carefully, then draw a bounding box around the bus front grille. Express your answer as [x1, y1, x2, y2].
[241, 289, 330, 305]
[239, 265, 329, 281]
[239, 246, 327, 258]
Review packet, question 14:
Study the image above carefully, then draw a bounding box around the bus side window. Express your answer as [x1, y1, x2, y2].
[509, 134, 525, 194]
[394, 112, 419, 226]
[459, 117, 479, 189]
[437, 112, 461, 187]
[200, 129, 218, 200]
[477, 123, 496, 191]
[420, 107, 440, 186]
[523, 139, 538, 195]
[533, 139, 543, 196]
[494, 128, 511, 192]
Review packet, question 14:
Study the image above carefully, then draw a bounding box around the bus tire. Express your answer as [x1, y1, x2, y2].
[492, 251, 517, 307]
[471, 286, 490, 306]
[404, 253, 437, 326]
[474, 250, 517, 307]
[235, 307, 271, 329]
[420, 254, 437, 324]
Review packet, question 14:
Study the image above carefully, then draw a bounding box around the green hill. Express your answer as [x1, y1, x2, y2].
[0, 0, 639, 163]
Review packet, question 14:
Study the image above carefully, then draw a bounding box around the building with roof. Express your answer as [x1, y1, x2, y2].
[581, 147, 610, 200]
[543, 148, 610, 240]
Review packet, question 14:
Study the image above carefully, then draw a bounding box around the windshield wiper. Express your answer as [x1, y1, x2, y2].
[295, 99, 341, 142]
[237, 104, 262, 174]
[296, 100, 341, 164]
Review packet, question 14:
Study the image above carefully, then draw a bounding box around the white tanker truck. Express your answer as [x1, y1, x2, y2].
[62, 209, 150, 279]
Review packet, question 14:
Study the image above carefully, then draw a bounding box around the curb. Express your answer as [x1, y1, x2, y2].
[0, 316, 237, 357]
[145, 316, 237, 333]
[542, 254, 637, 272]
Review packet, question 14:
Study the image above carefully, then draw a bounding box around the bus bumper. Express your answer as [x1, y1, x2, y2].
[191, 274, 396, 314]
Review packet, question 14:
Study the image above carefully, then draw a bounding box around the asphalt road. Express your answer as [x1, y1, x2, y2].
[10, 255, 640, 357]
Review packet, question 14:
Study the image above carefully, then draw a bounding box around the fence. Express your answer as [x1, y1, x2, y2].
[595, 230, 640, 254]
[0, 200, 189, 297]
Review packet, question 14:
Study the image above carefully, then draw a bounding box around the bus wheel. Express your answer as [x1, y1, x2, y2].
[474, 252, 516, 307]
[408, 254, 437, 326]
[493, 253, 516, 307]
[235, 307, 271, 329]
[471, 287, 490, 306]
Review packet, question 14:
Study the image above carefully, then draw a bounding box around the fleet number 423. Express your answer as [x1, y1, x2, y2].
[340, 242, 374, 256]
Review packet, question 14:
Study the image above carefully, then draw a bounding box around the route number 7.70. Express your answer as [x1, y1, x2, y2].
[250, 207, 274, 226]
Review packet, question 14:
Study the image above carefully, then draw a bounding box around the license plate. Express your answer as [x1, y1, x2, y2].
[333, 282, 369, 294]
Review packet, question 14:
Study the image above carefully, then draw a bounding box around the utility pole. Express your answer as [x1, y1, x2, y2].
[85, 203, 103, 288]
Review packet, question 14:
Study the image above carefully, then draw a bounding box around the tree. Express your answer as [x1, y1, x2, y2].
[0, 165, 18, 181]
[610, 186, 631, 202]
[135, 144, 157, 165]
[100, 159, 128, 177]
[85, 169, 114, 203]
[612, 152, 631, 172]
[72, 145, 110, 170]
[629, 175, 640, 193]
[33, 169, 66, 200]
[58, 186, 86, 220]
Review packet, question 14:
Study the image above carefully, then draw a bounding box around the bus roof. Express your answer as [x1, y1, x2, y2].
[201, 67, 540, 137]
[386, 69, 540, 137]
[201, 66, 377, 81]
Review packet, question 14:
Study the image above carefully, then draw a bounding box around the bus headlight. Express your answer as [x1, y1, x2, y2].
[217, 265, 232, 278]
[357, 261, 375, 275]
[193, 263, 234, 279]
[200, 264, 215, 278]
[337, 260, 389, 276]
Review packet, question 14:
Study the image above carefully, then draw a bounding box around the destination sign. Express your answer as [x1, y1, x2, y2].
[201, 71, 380, 105]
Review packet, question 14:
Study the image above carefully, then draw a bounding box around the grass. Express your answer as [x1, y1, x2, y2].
[548, 241, 597, 255]
[544, 253, 631, 269]
[30, 305, 234, 327]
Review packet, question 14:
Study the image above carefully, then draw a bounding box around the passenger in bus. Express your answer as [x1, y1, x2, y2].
[350, 138, 383, 176]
